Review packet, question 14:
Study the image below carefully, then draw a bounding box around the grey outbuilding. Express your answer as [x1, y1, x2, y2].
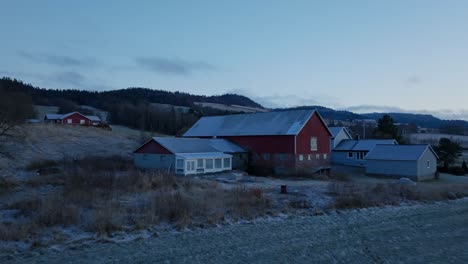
[332, 139, 398, 166]
[365, 144, 439, 181]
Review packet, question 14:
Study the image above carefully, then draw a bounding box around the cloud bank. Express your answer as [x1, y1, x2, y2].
[135, 56, 216, 75]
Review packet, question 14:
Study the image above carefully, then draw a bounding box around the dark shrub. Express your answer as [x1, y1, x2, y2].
[26, 159, 58, 171]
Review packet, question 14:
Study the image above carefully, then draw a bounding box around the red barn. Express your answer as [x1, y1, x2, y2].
[183, 110, 332, 174]
[44, 112, 101, 126]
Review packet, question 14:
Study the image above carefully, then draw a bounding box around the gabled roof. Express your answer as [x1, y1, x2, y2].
[147, 137, 247, 154]
[176, 152, 232, 159]
[366, 145, 439, 161]
[328, 127, 352, 139]
[334, 139, 398, 152]
[44, 112, 101, 122]
[44, 114, 63, 120]
[61, 112, 90, 120]
[85, 115, 101, 122]
[183, 110, 328, 137]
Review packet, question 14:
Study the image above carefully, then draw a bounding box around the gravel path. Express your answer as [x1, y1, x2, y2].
[7, 199, 468, 264]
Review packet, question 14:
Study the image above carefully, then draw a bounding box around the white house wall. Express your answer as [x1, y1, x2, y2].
[331, 130, 352, 149]
[416, 149, 437, 180]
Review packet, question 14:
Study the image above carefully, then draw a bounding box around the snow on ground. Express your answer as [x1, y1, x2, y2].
[0, 124, 141, 173]
[4, 199, 468, 263]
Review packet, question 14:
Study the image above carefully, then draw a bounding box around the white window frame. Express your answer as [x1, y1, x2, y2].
[197, 159, 204, 168]
[223, 158, 231, 168]
[310, 137, 318, 151]
[299, 154, 304, 161]
[316, 154, 320, 159]
[206, 159, 214, 169]
[67, 119, 72, 124]
[215, 158, 222, 169]
[308, 154, 311, 160]
[80, 119, 85, 124]
[323, 153, 327, 160]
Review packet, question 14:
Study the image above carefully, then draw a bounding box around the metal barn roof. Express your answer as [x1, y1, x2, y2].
[85, 115, 101, 122]
[183, 110, 317, 137]
[365, 145, 438, 161]
[334, 139, 397, 151]
[153, 137, 246, 154]
[176, 152, 232, 159]
[44, 114, 63, 120]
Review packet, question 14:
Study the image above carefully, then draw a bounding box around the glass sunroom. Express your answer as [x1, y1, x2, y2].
[175, 152, 232, 175]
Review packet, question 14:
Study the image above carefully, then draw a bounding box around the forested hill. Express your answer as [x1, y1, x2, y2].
[0, 77, 263, 110]
[2, 76, 467, 135]
[275, 105, 362, 121]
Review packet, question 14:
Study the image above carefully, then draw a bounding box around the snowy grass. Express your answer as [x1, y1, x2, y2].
[1, 156, 272, 242]
[328, 181, 468, 209]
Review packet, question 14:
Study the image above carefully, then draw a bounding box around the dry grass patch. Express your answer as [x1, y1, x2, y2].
[0, 176, 19, 192]
[328, 181, 468, 209]
[2, 156, 272, 240]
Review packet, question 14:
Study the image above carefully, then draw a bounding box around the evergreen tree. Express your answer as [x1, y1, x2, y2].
[434, 138, 463, 169]
[374, 114, 402, 142]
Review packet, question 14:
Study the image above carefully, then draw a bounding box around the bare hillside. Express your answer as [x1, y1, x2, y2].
[0, 124, 141, 172]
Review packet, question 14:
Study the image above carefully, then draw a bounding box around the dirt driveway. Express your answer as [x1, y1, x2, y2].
[7, 199, 468, 264]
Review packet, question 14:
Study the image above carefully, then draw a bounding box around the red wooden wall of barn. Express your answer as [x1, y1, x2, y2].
[295, 112, 331, 154]
[61, 113, 91, 125]
[223, 135, 295, 154]
[135, 140, 172, 154]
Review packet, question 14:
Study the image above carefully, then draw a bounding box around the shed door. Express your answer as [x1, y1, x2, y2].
[186, 160, 196, 174]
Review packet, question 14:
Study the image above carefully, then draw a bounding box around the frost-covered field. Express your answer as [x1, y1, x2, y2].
[5, 199, 468, 263]
[0, 124, 141, 172]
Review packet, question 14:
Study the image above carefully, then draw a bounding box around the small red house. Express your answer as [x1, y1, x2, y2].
[183, 110, 332, 174]
[44, 112, 101, 126]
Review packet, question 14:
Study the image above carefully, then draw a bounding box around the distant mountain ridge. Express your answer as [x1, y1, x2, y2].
[361, 112, 468, 129]
[1, 76, 467, 130]
[276, 106, 468, 129]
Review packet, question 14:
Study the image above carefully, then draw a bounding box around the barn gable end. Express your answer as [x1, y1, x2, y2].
[134, 139, 173, 154]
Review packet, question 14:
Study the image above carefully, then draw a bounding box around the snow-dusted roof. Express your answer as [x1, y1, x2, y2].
[61, 112, 87, 119]
[176, 152, 232, 159]
[328, 127, 352, 138]
[85, 115, 101, 122]
[366, 145, 438, 161]
[153, 137, 247, 154]
[334, 139, 398, 151]
[44, 112, 100, 122]
[183, 110, 317, 137]
[44, 114, 63, 120]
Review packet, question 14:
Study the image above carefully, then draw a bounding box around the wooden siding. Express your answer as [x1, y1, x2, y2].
[134, 153, 175, 171]
[416, 148, 437, 179]
[295, 112, 331, 155]
[61, 113, 91, 125]
[224, 135, 295, 154]
[134, 140, 172, 154]
[331, 151, 368, 166]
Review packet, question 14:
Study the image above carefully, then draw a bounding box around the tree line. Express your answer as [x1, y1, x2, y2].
[0, 77, 257, 135]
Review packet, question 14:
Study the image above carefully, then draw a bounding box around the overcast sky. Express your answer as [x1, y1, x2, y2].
[1, 1, 468, 119]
